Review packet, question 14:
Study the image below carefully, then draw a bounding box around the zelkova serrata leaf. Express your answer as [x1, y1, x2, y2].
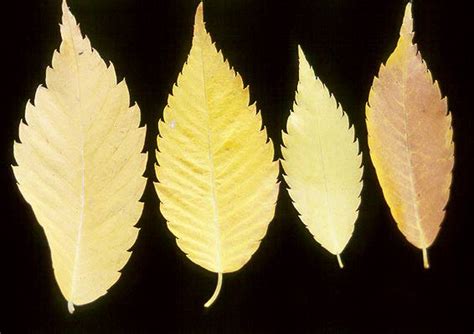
[366, 3, 454, 268]
[13, 0, 146, 312]
[281, 46, 363, 268]
[155, 3, 279, 307]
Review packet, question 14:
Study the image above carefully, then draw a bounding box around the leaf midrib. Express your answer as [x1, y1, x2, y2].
[398, 44, 427, 248]
[63, 13, 86, 303]
[198, 35, 223, 273]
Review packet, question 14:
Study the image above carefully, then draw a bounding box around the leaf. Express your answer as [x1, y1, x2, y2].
[13, 1, 146, 313]
[366, 3, 454, 268]
[281, 46, 363, 268]
[155, 3, 279, 307]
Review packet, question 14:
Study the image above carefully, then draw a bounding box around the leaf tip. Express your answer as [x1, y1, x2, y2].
[194, 2, 205, 33]
[297, 44, 304, 58]
[297, 45, 307, 64]
[401, 2, 414, 37]
[61, 0, 71, 17]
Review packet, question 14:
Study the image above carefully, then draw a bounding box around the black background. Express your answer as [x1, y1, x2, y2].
[1, 0, 472, 332]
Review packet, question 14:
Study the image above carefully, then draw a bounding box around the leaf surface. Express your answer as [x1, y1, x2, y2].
[13, 1, 146, 312]
[155, 3, 279, 307]
[281, 46, 363, 268]
[366, 3, 454, 268]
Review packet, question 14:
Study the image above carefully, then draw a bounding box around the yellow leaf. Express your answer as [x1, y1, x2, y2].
[13, 1, 146, 312]
[155, 3, 279, 307]
[366, 3, 454, 268]
[281, 46, 363, 268]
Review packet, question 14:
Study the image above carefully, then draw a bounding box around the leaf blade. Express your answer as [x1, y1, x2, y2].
[281, 46, 363, 267]
[155, 3, 279, 306]
[13, 0, 146, 311]
[366, 3, 454, 268]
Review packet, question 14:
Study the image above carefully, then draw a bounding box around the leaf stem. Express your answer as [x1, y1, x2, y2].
[204, 272, 223, 308]
[68, 301, 75, 314]
[422, 248, 430, 269]
[336, 254, 344, 269]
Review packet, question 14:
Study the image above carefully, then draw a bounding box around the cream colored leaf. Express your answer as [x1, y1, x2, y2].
[281, 46, 363, 268]
[366, 3, 454, 268]
[13, 0, 146, 312]
[155, 3, 279, 307]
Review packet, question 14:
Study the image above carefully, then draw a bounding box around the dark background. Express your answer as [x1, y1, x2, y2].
[1, 0, 472, 332]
